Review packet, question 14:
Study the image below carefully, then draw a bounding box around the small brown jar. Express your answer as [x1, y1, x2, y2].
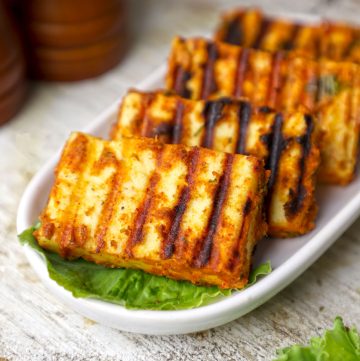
[21, 0, 129, 81]
[0, 2, 26, 125]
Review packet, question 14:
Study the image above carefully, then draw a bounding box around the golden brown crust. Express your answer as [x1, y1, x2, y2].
[113, 90, 320, 237]
[214, 7, 360, 63]
[34, 132, 268, 289]
[165, 37, 360, 185]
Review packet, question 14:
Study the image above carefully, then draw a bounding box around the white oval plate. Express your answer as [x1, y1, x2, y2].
[17, 54, 360, 336]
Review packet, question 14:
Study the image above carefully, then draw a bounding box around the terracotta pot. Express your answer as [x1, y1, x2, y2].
[22, 0, 123, 23]
[0, 55, 25, 98]
[0, 81, 26, 126]
[30, 38, 128, 81]
[0, 16, 18, 72]
[33, 27, 127, 62]
[0, 1, 26, 124]
[17, 0, 129, 81]
[26, 5, 126, 48]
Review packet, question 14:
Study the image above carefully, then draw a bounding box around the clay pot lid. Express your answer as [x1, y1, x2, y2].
[0, 5, 20, 72]
[23, 0, 124, 23]
[26, 7, 126, 48]
[33, 28, 128, 62]
[0, 80, 27, 126]
[0, 55, 25, 98]
[30, 38, 127, 81]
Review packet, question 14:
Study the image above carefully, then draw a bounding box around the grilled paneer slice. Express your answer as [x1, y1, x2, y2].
[214, 8, 360, 64]
[112, 90, 320, 237]
[166, 37, 360, 185]
[34, 132, 268, 289]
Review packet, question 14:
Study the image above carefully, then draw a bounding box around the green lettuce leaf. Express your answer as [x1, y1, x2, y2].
[247, 260, 272, 287]
[274, 317, 360, 361]
[19, 226, 271, 310]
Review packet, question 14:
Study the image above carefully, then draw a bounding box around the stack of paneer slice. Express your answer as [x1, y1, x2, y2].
[166, 37, 360, 185]
[35, 133, 268, 289]
[214, 8, 360, 63]
[112, 90, 320, 237]
[34, 8, 360, 290]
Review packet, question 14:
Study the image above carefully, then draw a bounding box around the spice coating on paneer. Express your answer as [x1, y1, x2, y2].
[112, 90, 320, 237]
[34, 132, 268, 289]
[166, 37, 360, 185]
[214, 8, 360, 64]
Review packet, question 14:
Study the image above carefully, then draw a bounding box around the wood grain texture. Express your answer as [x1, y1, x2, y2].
[0, 0, 359, 360]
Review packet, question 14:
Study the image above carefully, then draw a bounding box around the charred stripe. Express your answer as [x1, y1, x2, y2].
[284, 114, 314, 216]
[202, 98, 229, 148]
[162, 147, 200, 258]
[174, 66, 192, 98]
[258, 105, 273, 114]
[266, 113, 285, 192]
[193, 153, 234, 268]
[140, 94, 156, 137]
[235, 101, 251, 154]
[253, 18, 272, 49]
[151, 123, 174, 138]
[172, 100, 185, 144]
[282, 24, 301, 50]
[224, 14, 243, 45]
[126, 149, 163, 256]
[201, 42, 218, 99]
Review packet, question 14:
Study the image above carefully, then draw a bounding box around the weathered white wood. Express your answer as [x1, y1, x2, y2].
[1, 0, 360, 360]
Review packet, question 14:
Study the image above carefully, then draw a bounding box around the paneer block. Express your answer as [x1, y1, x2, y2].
[214, 7, 360, 64]
[112, 90, 320, 237]
[166, 37, 360, 185]
[34, 132, 268, 289]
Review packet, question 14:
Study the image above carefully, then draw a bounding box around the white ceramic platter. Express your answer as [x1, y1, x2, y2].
[17, 29, 360, 335]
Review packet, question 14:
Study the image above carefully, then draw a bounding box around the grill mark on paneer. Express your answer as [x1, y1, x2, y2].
[152, 123, 174, 138]
[193, 153, 234, 268]
[126, 150, 163, 256]
[243, 198, 252, 215]
[202, 99, 228, 148]
[282, 24, 301, 51]
[284, 114, 314, 216]
[174, 66, 192, 99]
[171, 150, 226, 261]
[140, 94, 156, 137]
[172, 100, 185, 144]
[162, 147, 200, 259]
[253, 18, 272, 49]
[266, 113, 285, 193]
[201, 42, 218, 99]
[235, 101, 251, 154]
[224, 13, 243, 45]
[234, 47, 250, 97]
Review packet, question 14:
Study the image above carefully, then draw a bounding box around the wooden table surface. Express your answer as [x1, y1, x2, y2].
[1, 0, 360, 359]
